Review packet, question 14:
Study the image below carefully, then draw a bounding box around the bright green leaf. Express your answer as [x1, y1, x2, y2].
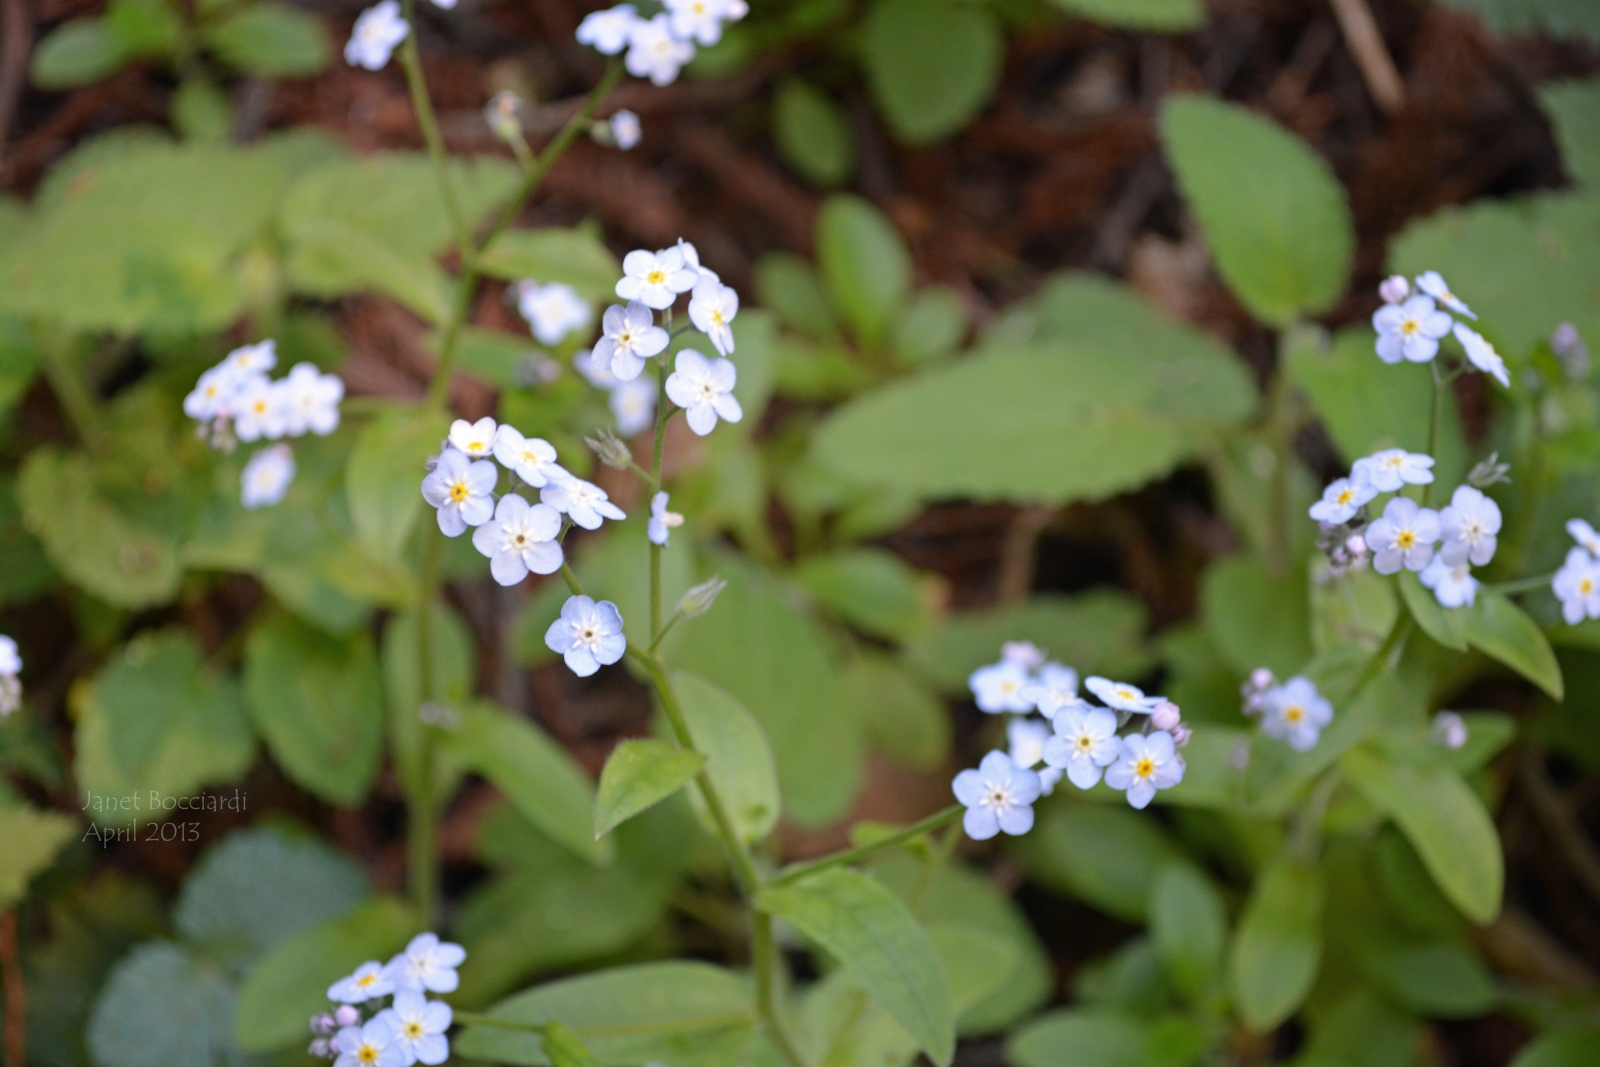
[815, 195, 911, 346]
[31, 19, 128, 88]
[847, 655, 951, 771]
[543, 1022, 603, 1067]
[0, 804, 77, 907]
[1359, 938, 1497, 1017]
[893, 287, 967, 366]
[1541, 78, 1600, 189]
[793, 547, 933, 639]
[1399, 569, 1469, 651]
[1229, 857, 1323, 1033]
[594, 739, 704, 839]
[476, 226, 622, 303]
[1048, 0, 1204, 31]
[861, 0, 1002, 145]
[1467, 590, 1563, 699]
[1512, 1026, 1600, 1067]
[346, 404, 451, 567]
[1342, 745, 1504, 923]
[753, 251, 839, 339]
[1201, 554, 1312, 677]
[758, 868, 954, 1066]
[446, 701, 611, 866]
[1006, 1010, 1149, 1067]
[1149, 863, 1227, 1003]
[455, 961, 755, 1066]
[670, 671, 780, 846]
[245, 614, 385, 808]
[1016, 802, 1186, 922]
[1161, 95, 1354, 326]
[203, 2, 331, 78]
[235, 897, 416, 1051]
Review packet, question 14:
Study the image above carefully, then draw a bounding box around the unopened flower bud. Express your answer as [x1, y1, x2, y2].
[586, 427, 633, 470]
[1467, 452, 1511, 489]
[607, 109, 641, 149]
[1249, 667, 1274, 691]
[0, 676, 19, 718]
[308, 1038, 332, 1059]
[1345, 534, 1368, 556]
[678, 575, 727, 619]
[1150, 700, 1181, 732]
[485, 90, 523, 145]
[1432, 711, 1468, 750]
[1171, 724, 1192, 747]
[1551, 322, 1590, 380]
[1000, 641, 1046, 670]
[1378, 275, 1409, 304]
[334, 1006, 360, 1027]
[311, 1014, 335, 1035]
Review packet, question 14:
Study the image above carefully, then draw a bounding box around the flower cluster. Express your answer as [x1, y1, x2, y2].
[183, 340, 344, 509]
[953, 643, 1188, 833]
[0, 635, 20, 718]
[1310, 446, 1501, 608]
[312, 934, 463, 1065]
[1554, 519, 1600, 624]
[516, 282, 592, 347]
[1373, 271, 1508, 386]
[1242, 669, 1334, 752]
[577, 0, 749, 87]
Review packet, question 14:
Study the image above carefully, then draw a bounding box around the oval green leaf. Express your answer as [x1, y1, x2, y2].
[670, 671, 780, 846]
[593, 739, 704, 839]
[1398, 569, 1470, 651]
[861, 0, 1002, 145]
[1467, 589, 1563, 699]
[1229, 856, 1324, 1032]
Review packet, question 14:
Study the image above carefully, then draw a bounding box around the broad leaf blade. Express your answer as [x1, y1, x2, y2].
[593, 739, 703, 838]
[346, 404, 451, 567]
[757, 868, 955, 1066]
[1398, 570, 1469, 651]
[670, 672, 780, 846]
[1466, 590, 1563, 699]
[1229, 857, 1323, 1032]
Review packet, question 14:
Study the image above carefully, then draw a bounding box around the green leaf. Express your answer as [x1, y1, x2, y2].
[1398, 569, 1469, 651]
[814, 275, 1255, 503]
[1358, 939, 1496, 1017]
[1006, 1010, 1155, 1067]
[893, 286, 967, 366]
[1541, 78, 1600, 189]
[861, 0, 1002, 145]
[245, 614, 385, 807]
[1341, 745, 1504, 923]
[455, 961, 755, 1066]
[170, 78, 233, 141]
[446, 701, 610, 866]
[1016, 802, 1187, 922]
[1298, 990, 1422, 1067]
[593, 739, 704, 838]
[1389, 190, 1600, 360]
[815, 195, 911, 346]
[380, 603, 473, 798]
[1148, 863, 1227, 1003]
[31, 19, 128, 88]
[1200, 554, 1312, 676]
[1229, 857, 1323, 1032]
[476, 226, 623, 304]
[1512, 1026, 1600, 1067]
[346, 404, 452, 567]
[203, 2, 330, 77]
[543, 1022, 603, 1067]
[175, 827, 369, 960]
[670, 672, 780, 846]
[757, 868, 954, 1066]
[235, 897, 416, 1051]
[19, 446, 180, 608]
[1161, 95, 1354, 326]
[847, 655, 951, 771]
[0, 804, 77, 907]
[1283, 324, 1470, 476]
[773, 80, 856, 188]
[793, 547, 933, 639]
[86, 943, 232, 1067]
[105, 0, 182, 56]
[664, 563, 863, 827]
[753, 251, 839, 339]
[1434, 0, 1600, 42]
[904, 590, 1153, 695]
[1466, 590, 1563, 699]
[1046, 0, 1204, 31]
[74, 630, 255, 816]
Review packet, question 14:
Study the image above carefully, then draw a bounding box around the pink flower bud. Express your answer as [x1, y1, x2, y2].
[1001, 641, 1045, 670]
[1150, 701, 1181, 731]
[311, 1014, 335, 1035]
[334, 1005, 360, 1028]
[1171, 724, 1192, 747]
[308, 1039, 332, 1059]
[1250, 667, 1275, 691]
[1379, 275, 1409, 304]
[1346, 534, 1368, 556]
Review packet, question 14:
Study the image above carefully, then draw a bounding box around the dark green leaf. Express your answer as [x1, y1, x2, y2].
[245, 614, 385, 807]
[793, 547, 933, 639]
[1229, 857, 1323, 1032]
[1359, 938, 1496, 1017]
[235, 897, 416, 1051]
[1161, 95, 1354, 326]
[1512, 1026, 1600, 1067]
[346, 404, 451, 567]
[1015, 802, 1186, 922]
[1342, 745, 1503, 923]
[203, 2, 331, 77]
[753, 251, 839, 339]
[1399, 569, 1470, 651]
[455, 961, 755, 1066]
[476, 226, 622, 303]
[1467, 590, 1563, 699]
[1434, 0, 1600, 42]
[1201, 554, 1313, 676]
[773, 81, 856, 187]
[815, 194, 911, 346]
[670, 671, 780, 846]
[1006, 1010, 1151, 1067]
[1047, 0, 1204, 31]
[861, 0, 1002, 144]
[544, 1022, 602, 1067]
[757, 868, 954, 1066]
[1149, 863, 1227, 1002]
[446, 702, 610, 866]
[847, 655, 951, 771]
[1541, 78, 1600, 189]
[594, 739, 704, 838]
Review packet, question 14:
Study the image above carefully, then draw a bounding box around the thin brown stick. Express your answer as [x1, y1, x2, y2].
[996, 505, 1055, 603]
[1328, 0, 1405, 116]
[0, 0, 30, 176]
[1518, 747, 1600, 910]
[0, 910, 24, 1067]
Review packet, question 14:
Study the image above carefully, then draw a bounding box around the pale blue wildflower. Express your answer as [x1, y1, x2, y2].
[1259, 676, 1333, 752]
[1438, 485, 1501, 567]
[952, 751, 1041, 840]
[1373, 295, 1452, 364]
[1042, 704, 1121, 790]
[1104, 731, 1184, 809]
[1366, 497, 1440, 574]
[546, 596, 627, 676]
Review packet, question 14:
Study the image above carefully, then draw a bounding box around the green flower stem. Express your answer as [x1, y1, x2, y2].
[752, 909, 809, 1067]
[1339, 609, 1411, 705]
[648, 610, 682, 654]
[1425, 359, 1444, 507]
[409, 527, 447, 926]
[449, 1012, 546, 1034]
[650, 363, 673, 640]
[1485, 571, 1560, 595]
[1291, 767, 1341, 862]
[767, 807, 964, 889]
[38, 331, 102, 449]
[397, 0, 469, 259]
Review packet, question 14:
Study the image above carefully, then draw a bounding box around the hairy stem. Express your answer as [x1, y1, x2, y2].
[650, 362, 673, 640]
[768, 807, 965, 889]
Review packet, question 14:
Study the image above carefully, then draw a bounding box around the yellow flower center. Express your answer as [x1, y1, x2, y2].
[1337, 489, 1353, 505]
[1076, 735, 1093, 751]
[1285, 705, 1304, 723]
[1135, 757, 1154, 778]
[1117, 688, 1135, 701]
[1401, 319, 1418, 335]
[1582, 578, 1595, 595]
[646, 270, 666, 285]
[1397, 531, 1415, 549]
[359, 1048, 378, 1064]
[356, 973, 376, 988]
[450, 482, 469, 503]
[405, 1023, 424, 1039]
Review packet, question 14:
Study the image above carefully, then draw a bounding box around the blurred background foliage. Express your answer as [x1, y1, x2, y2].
[1, 0, 1599, 1065]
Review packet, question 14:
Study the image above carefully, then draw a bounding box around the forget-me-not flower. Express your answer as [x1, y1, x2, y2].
[545, 595, 627, 676]
[1366, 497, 1441, 574]
[952, 750, 1041, 840]
[422, 449, 497, 536]
[1259, 676, 1333, 751]
[1104, 731, 1184, 809]
[1042, 704, 1121, 790]
[1438, 484, 1501, 567]
[1373, 295, 1453, 364]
